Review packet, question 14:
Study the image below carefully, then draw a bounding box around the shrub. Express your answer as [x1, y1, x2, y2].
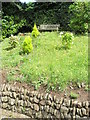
[2, 16, 26, 39]
[22, 36, 33, 54]
[9, 35, 19, 48]
[69, 2, 89, 34]
[70, 92, 79, 99]
[2, 16, 18, 39]
[32, 23, 40, 37]
[61, 32, 74, 49]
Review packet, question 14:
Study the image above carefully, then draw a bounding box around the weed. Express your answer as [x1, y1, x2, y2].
[70, 92, 79, 99]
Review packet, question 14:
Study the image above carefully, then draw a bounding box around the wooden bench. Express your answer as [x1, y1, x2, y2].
[38, 24, 60, 31]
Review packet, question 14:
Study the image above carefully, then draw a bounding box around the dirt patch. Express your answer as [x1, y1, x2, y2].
[0, 69, 89, 102]
[0, 108, 30, 119]
[0, 69, 7, 85]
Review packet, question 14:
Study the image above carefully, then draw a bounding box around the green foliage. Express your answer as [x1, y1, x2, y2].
[2, 16, 17, 39]
[2, 15, 26, 39]
[70, 92, 79, 99]
[1, 32, 88, 90]
[9, 35, 19, 48]
[61, 32, 74, 49]
[2, 2, 73, 32]
[69, 2, 89, 34]
[31, 3, 72, 31]
[22, 36, 33, 54]
[85, 85, 90, 91]
[32, 23, 40, 37]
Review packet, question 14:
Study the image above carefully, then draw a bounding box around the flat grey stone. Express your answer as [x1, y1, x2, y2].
[76, 115, 80, 118]
[9, 98, 15, 106]
[9, 92, 13, 98]
[77, 108, 82, 117]
[44, 93, 49, 100]
[36, 111, 42, 118]
[24, 101, 27, 107]
[27, 100, 31, 107]
[73, 107, 76, 116]
[85, 101, 89, 108]
[40, 105, 44, 111]
[63, 99, 71, 107]
[60, 106, 68, 113]
[77, 102, 82, 108]
[48, 94, 53, 101]
[15, 97, 18, 106]
[2, 92, 9, 96]
[40, 100, 45, 106]
[61, 113, 64, 119]
[12, 92, 17, 98]
[29, 97, 33, 102]
[34, 97, 39, 103]
[34, 104, 39, 111]
[47, 100, 52, 105]
[2, 103, 8, 109]
[1, 96, 8, 102]
[46, 105, 49, 112]
[20, 100, 24, 106]
[56, 103, 60, 109]
[81, 108, 87, 115]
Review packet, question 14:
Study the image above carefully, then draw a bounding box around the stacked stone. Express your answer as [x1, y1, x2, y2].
[0, 84, 90, 119]
[71, 100, 89, 119]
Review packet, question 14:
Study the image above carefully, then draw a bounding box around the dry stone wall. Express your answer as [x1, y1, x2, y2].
[0, 84, 90, 119]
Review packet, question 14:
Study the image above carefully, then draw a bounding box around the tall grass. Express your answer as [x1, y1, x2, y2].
[1, 32, 88, 90]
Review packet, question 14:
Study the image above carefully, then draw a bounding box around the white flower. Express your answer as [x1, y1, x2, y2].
[71, 33, 73, 36]
[29, 59, 31, 62]
[60, 32, 64, 38]
[71, 33, 74, 37]
[60, 32, 63, 35]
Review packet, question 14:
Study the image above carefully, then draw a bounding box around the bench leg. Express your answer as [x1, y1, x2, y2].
[57, 27, 58, 32]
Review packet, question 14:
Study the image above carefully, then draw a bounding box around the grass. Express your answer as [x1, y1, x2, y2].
[0, 32, 88, 91]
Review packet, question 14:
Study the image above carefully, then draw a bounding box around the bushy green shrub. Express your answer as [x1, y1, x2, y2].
[32, 23, 40, 37]
[2, 16, 26, 39]
[22, 36, 33, 54]
[2, 16, 18, 39]
[61, 32, 74, 49]
[9, 35, 19, 48]
[69, 2, 89, 34]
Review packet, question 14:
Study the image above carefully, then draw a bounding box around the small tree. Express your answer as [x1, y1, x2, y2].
[22, 36, 33, 54]
[69, 1, 89, 34]
[60, 32, 74, 49]
[32, 23, 40, 37]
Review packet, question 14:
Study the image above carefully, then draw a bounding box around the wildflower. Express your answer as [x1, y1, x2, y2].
[71, 33, 73, 36]
[29, 58, 31, 62]
[60, 32, 64, 38]
[60, 32, 63, 35]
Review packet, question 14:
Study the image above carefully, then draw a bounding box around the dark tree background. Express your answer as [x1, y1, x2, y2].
[2, 1, 89, 38]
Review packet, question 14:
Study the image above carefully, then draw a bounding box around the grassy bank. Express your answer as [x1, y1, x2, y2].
[1, 32, 88, 90]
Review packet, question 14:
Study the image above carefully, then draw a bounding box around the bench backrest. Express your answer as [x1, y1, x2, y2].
[39, 24, 60, 31]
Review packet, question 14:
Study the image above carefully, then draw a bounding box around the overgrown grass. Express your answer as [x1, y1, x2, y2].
[0, 32, 88, 90]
